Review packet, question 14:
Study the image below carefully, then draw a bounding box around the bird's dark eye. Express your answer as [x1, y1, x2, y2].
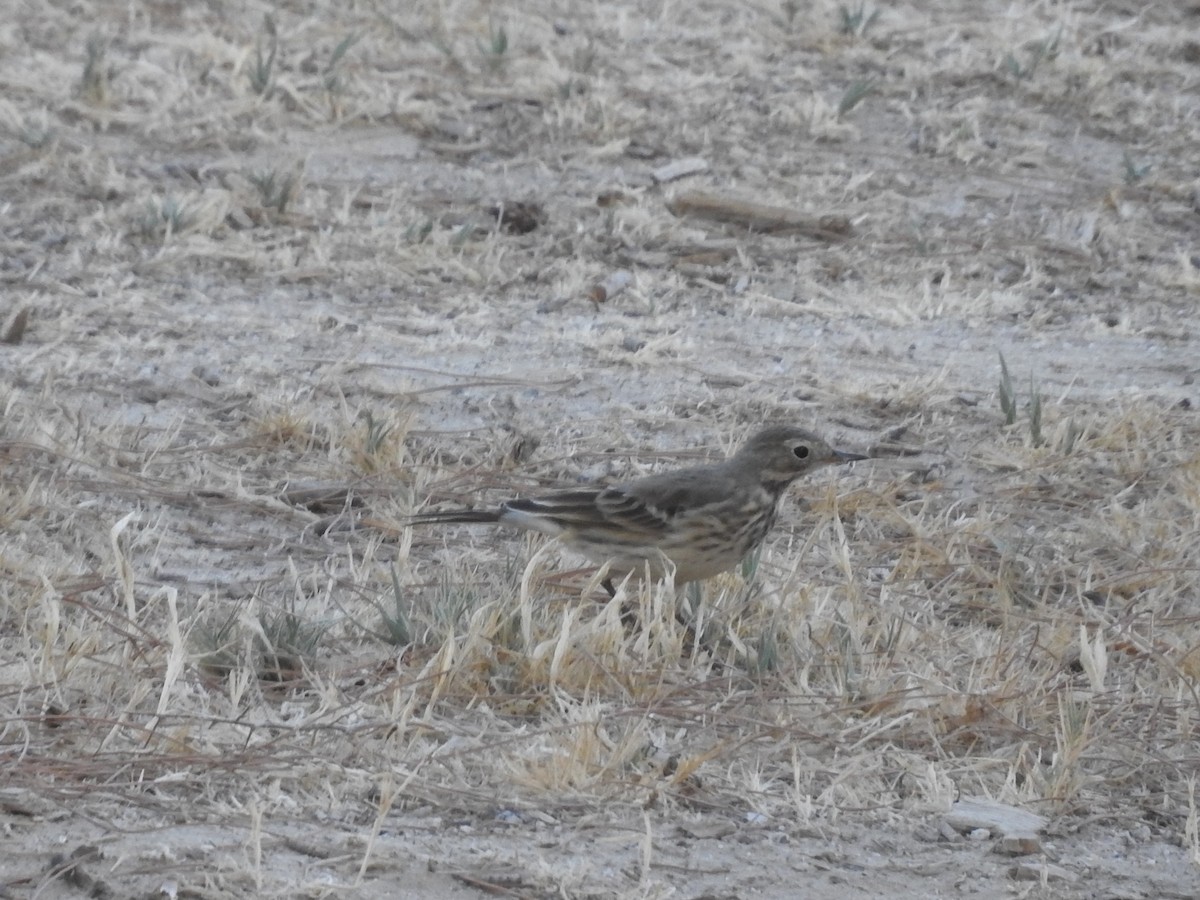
[793, 444, 810, 459]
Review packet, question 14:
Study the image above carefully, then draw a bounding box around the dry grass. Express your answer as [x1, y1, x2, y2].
[2, 0, 1199, 896]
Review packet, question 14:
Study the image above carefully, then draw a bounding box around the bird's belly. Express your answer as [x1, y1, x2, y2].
[563, 514, 767, 584]
[664, 505, 776, 582]
[562, 533, 678, 580]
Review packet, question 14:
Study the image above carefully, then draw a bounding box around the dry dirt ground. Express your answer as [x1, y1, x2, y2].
[3, 0, 1200, 897]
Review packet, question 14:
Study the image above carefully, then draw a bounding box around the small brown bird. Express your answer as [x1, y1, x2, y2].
[410, 425, 865, 594]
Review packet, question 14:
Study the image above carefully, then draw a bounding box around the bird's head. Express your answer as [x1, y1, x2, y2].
[734, 425, 866, 489]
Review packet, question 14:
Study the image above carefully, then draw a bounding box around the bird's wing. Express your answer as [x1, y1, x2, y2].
[593, 465, 740, 535]
[591, 485, 676, 536]
[499, 463, 744, 538]
[502, 484, 676, 539]
[616, 466, 739, 512]
[499, 489, 612, 537]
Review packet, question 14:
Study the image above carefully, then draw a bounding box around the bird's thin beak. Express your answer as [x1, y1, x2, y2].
[833, 449, 868, 463]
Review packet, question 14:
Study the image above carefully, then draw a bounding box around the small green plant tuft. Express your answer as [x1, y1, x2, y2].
[15, 116, 54, 149]
[1003, 26, 1061, 81]
[194, 607, 241, 678]
[324, 32, 360, 93]
[450, 223, 475, 247]
[1028, 374, 1044, 446]
[838, 79, 878, 116]
[79, 34, 114, 104]
[750, 630, 781, 675]
[557, 78, 587, 100]
[740, 545, 763, 582]
[362, 410, 392, 457]
[195, 602, 325, 683]
[405, 219, 434, 243]
[258, 605, 325, 682]
[1121, 151, 1150, 185]
[838, 3, 880, 38]
[479, 21, 508, 68]
[247, 168, 298, 213]
[779, 0, 801, 31]
[432, 571, 481, 632]
[1059, 417, 1083, 454]
[322, 32, 360, 117]
[380, 565, 414, 645]
[430, 32, 457, 64]
[249, 14, 278, 96]
[137, 196, 193, 241]
[998, 352, 1018, 425]
[831, 612, 862, 700]
[328, 564, 414, 646]
[998, 352, 1048, 446]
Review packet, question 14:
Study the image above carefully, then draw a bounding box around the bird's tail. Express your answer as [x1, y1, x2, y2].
[407, 508, 502, 526]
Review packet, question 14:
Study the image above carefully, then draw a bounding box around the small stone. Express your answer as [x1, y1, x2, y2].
[1128, 824, 1152, 843]
[945, 797, 1047, 837]
[678, 821, 736, 840]
[967, 828, 991, 841]
[621, 336, 646, 353]
[996, 834, 1044, 856]
[1008, 862, 1077, 884]
[938, 821, 961, 842]
[2, 306, 29, 344]
[132, 382, 170, 404]
[192, 365, 221, 386]
[912, 824, 942, 843]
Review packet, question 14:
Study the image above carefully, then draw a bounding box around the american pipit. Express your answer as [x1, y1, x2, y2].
[410, 425, 865, 594]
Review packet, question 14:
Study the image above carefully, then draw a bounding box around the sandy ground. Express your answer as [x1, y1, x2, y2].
[2, 0, 1200, 897]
